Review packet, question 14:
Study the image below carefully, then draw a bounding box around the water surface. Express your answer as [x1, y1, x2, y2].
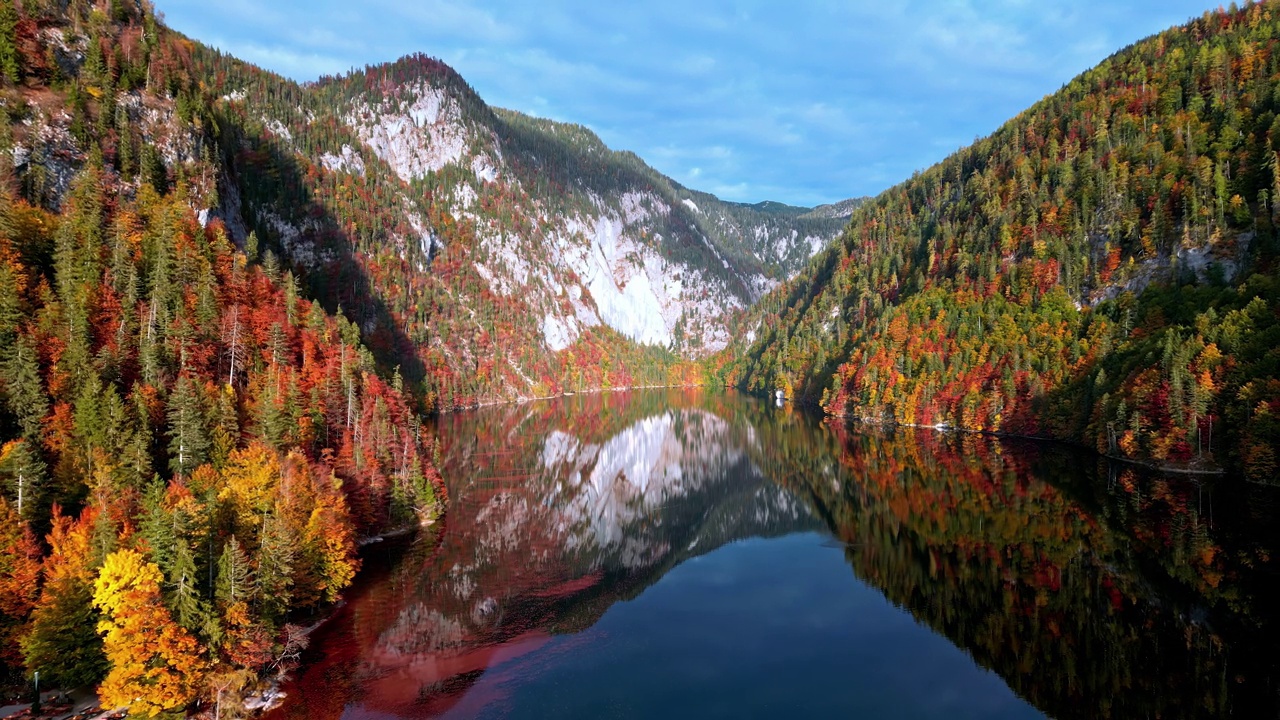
[268, 389, 1280, 719]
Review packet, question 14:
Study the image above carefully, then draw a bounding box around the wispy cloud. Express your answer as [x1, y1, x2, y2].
[157, 0, 1218, 206]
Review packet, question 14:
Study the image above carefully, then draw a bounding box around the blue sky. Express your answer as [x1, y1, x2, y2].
[158, 0, 1219, 207]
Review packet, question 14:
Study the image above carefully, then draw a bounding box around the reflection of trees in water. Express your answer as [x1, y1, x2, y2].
[268, 390, 819, 718]
[759, 422, 1280, 719]
[270, 391, 1280, 720]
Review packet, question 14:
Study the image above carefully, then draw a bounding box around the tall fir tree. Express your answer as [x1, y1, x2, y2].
[167, 373, 210, 478]
[0, 0, 19, 84]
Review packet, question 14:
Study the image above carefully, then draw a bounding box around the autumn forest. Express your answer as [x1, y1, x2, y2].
[0, 0, 1278, 717]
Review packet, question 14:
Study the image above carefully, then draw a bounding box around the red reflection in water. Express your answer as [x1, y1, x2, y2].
[265, 394, 718, 719]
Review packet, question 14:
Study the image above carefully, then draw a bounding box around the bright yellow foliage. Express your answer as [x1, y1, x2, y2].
[305, 477, 359, 603]
[93, 549, 207, 717]
[218, 442, 281, 532]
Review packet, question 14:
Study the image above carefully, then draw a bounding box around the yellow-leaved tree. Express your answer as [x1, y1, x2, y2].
[305, 473, 359, 603]
[92, 548, 208, 717]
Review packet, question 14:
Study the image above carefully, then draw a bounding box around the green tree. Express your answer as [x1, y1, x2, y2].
[215, 536, 253, 609]
[167, 374, 210, 478]
[0, 439, 45, 523]
[0, 0, 19, 85]
[23, 574, 107, 688]
[255, 514, 294, 625]
[3, 336, 48, 443]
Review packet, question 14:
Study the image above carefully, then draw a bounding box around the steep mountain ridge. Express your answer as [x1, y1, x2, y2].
[722, 2, 1280, 479]
[193, 51, 850, 408]
[0, 1, 442, 710]
[277, 391, 819, 718]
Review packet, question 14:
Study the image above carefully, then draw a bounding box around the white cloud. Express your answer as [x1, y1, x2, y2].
[156, 0, 1221, 205]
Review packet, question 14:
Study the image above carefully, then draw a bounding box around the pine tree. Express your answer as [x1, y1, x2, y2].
[0, 250, 21, 343]
[3, 335, 48, 443]
[0, 438, 46, 522]
[170, 534, 209, 634]
[215, 536, 253, 609]
[23, 573, 107, 689]
[138, 479, 176, 578]
[167, 374, 210, 478]
[255, 513, 294, 625]
[0, 0, 19, 84]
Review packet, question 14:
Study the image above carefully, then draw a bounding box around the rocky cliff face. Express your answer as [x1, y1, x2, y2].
[205, 55, 850, 406]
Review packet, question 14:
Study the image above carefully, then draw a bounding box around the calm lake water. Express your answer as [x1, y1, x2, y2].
[267, 389, 1280, 719]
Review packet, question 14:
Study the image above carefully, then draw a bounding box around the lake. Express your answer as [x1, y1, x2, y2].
[265, 388, 1280, 719]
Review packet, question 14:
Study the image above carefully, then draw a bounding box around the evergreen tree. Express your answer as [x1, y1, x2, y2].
[0, 253, 20, 343]
[215, 536, 253, 609]
[3, 336, 48, 443]
[0, 0, 19, 85]
[0, 439, 45, 523]
[170, 534, 209, 634]
[23, 574, 107, 688]
[138, 479, 176, 577]
[255, 513, 294, 625]
[167, 374, 210, 478]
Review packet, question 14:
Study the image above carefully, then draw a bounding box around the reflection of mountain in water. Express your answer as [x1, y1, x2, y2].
[268, 390, 819, 719]
[268, 390, 1280, 720]
[766, 424, 1280, 719]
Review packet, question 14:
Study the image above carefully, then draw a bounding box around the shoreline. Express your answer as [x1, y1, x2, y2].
[233, 517, 438, 717]
[436, 382, 707, 413]
[780, 394, 1231, 479]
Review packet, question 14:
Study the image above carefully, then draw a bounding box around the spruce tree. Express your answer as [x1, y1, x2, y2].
[2, 336, 47, 444]
[170, 535, 209, 633]
[22, 574, 107, 688]
[0, 0, 19, 85]
[0, 439, 44, 523]
[215, 536, 253, 608]
[255, 514, 294, 625]
[167, 374, 210, 478]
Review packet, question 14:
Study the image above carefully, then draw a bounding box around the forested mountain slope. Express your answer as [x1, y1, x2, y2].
[189, 51, 848, 409]
[0, 0, 441, 713]
[0, 0, 846, 710]
[722, 2, 1280, 480]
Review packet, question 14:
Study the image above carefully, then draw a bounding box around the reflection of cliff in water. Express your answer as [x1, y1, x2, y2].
[767, 423, 1280, 719]
[269, 390, 819, 719]
[269, 390, 1280, 720]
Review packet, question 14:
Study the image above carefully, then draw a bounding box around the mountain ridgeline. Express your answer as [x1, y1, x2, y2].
[1, 0, 1280, 715]
[722, 2, 1280, 480]
[0, 0, 445, 713]
[0, 0, 848, 710]
[193, 50, 852, 409]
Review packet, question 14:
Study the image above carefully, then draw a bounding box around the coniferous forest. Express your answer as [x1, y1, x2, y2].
[0, 0, 1276, 716]
[722, 3, 1280, 481]
[0, 0, 441, 713]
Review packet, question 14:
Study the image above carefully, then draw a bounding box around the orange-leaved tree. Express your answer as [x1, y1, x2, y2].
[93, 548, 208, 716]
[0, 497, 39, 668]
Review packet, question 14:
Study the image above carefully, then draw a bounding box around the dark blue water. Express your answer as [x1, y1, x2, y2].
[269, 389, 1280, 720]
[454, 533, 1039, 720]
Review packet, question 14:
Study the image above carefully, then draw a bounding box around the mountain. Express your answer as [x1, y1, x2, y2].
[800, 196, 868, 220]
[0, 1, 839, 708]
[720, 2, 1280, 480]
[189, 51, 847, 409]
[267, 390, 820, 719]
[0, 1, 442, 709]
